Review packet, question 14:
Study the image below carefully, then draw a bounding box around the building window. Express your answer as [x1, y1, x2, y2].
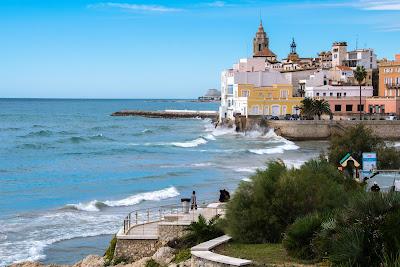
[316, 93, 320, 96]
[335, 105, 342, 112]
[251, 105, 259, 115]
[330, 92, 333, 96]
[282, 105, 287, 115]
[337, 93, 342, 98]
[227, 85, 233, 94]
[381, 105, 385, 114]
[344, 93, 347, 97]
[357, 105, 364, 112]
[346, 105, 353, 112]
[323, 93, 326, 96]
[369, 105, 373, 113]
[280, 90, 288, 98]
[241, 90, 249, 97]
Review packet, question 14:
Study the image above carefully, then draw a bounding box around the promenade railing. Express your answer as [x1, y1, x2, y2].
[122, 198, 225, 235]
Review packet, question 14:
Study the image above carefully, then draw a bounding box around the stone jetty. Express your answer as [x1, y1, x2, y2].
[111, 109, 218, 119]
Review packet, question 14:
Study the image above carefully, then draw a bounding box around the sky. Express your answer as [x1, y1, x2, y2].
[1, 0, 400, 99]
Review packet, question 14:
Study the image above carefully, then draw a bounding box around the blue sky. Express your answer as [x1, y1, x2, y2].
[1, 0, 400, 98]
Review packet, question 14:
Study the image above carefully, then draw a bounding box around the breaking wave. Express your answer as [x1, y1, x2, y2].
[64, 186, 179, 212]
[171, 138, 208, 148]
[248, 143, 299, 155]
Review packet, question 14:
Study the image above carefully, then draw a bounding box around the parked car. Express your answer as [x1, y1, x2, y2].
[386, 114, 398, 120]
[270, 116, 279, 120]
[284, 114, 291, 120]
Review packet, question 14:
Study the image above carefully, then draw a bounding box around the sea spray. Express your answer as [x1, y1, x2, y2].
[65, 186, 180, 211]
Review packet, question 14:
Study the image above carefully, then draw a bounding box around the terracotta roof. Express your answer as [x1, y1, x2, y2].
[336, 65, 352, 71]
[254, 47, 276, 57]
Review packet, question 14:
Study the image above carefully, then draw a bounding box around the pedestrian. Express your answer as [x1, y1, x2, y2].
[371, 181, 380, 192]
[191, 191, 197, 210]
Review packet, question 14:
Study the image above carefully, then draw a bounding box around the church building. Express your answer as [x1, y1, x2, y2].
[253, 21, 277, 62]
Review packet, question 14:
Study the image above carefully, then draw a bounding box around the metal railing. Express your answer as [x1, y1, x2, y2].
[122, 199, 225, 235]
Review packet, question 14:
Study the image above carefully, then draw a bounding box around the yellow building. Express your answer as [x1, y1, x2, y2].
[236, 83, 302, 117]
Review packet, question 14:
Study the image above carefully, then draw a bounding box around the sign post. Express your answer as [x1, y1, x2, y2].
[362, 152, 377, 180]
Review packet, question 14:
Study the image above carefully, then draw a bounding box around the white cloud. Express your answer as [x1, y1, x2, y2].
[88, 2, 183, 13]
[375, 24, 400, 32]
[359, 0, 400, 10]
[206, 1, 226, 7]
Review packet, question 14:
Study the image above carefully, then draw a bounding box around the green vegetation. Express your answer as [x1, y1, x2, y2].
[300, 97, 331, 120]
[185, 214, 224, 244]
[282, 212, 325, 260]
[145, 259, 161, 267]
[225, 160, 353, 243]
[104, 235, 117, 265]
[214, 242, 315, 266]
[328, 124, 400, 170]
[221, 125, 400, 266]
[173, 248, 191, 263]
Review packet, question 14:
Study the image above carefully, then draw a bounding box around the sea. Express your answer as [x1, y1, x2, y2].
[0, 99, 327, 266]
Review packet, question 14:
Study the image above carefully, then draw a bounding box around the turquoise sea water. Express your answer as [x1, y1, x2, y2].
[0, 99, 325, 266]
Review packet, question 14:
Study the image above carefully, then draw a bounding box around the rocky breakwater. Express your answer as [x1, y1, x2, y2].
[111, 110, 218, 120]
[10, 246, 190, 267]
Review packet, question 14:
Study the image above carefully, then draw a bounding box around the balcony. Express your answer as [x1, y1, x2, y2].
[387, 84, 400, 90]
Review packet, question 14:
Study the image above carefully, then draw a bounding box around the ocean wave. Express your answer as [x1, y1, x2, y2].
[203, 134, 216, 140]
[242, 177, 252, 182]
[20, 130, 53, 138]
[59, 134, 114, 144]
[0, 127, 20, 132]
[171, 138, 208, 148]
[234, 167, 259, 173]
[130, 137, 209, 148]
[248, 143, 299, 155]
[64, 186, 179, 212]
[16, 143, 56, 150]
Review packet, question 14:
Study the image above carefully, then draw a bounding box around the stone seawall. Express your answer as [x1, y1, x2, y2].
[114, 239, 161, 262]
[111, 110, 218, 119]
[266, 120, 400, 141]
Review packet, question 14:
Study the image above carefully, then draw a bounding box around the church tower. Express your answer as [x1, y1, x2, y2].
[253, 20, 277, 62]
[288, 38, 300, 62]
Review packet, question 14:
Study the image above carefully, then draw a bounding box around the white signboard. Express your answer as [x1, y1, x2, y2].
[363, 152, 377, 172]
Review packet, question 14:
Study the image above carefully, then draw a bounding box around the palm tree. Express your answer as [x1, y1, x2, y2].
[354, 66, 367, 120]
[300, 97, 314, 119]
[312, 99, 331, 120]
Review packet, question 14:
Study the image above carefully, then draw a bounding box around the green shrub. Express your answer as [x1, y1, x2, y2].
[173, 248, 191, 263]
[145, 259, 161, 267]
[282, 212, 324, 260]
[185, 215, 224, 244]
[104, 235, 117, 264]
[226, 160, 353, 244]
[328, 124, 400, 170]
[321, 192, 400, 266]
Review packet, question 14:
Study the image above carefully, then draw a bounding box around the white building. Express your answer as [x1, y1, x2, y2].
[344, 49, 377, 70]
[303, 69, 373, 98]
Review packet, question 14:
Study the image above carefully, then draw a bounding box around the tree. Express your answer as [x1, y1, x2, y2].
[300, 97, 315, 119]
[354, 66, 367, 120]
[300, 98, 331, 120]
[312, 99, 332, 120]
[328, 124, 400, 169]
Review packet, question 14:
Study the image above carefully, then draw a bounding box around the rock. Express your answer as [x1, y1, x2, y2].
[9, 262, 48, 267]
[119, 257, 151, 267]
[73, 255, 104, 267]
[168, 258, 191, 267]
[151, 246, 175, 265]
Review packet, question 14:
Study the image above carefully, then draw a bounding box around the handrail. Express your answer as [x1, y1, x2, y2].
[122, 198, 224, 235]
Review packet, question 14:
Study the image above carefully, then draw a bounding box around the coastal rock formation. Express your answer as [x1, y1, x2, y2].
[151, 246, 175, 265]
[72, 255, 104, 267]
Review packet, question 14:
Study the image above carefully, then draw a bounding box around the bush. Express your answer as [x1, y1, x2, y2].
[104, 235, 117, 264]
[317, 192, 400, 266]
[173, 248, 191, 263]
[185, 215, 224, 244]
[145, 259, 161, 267]
[225, 160, 353, 244]
[328, 124, 400, 170]
[282, 212, 324, 260]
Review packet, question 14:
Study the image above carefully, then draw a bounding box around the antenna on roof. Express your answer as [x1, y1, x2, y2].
[356, 35, 358, 50]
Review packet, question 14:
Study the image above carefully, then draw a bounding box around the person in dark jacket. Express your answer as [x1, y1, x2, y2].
[190, 191, 197, 210]
[371, 182, 380, 192]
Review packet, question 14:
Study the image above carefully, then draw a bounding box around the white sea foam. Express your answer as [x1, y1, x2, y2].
[203, 134, 216, 140]
[282, 159, 306, 169]
[65, 187, 179, 212]
[191, 162, 213, 167]
[171, 138, 208, 148]
[248, 143, 299, 155]
[104, 186, 179, 207]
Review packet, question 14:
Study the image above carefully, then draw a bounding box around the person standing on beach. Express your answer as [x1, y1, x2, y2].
[191, 191, 197, 210]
